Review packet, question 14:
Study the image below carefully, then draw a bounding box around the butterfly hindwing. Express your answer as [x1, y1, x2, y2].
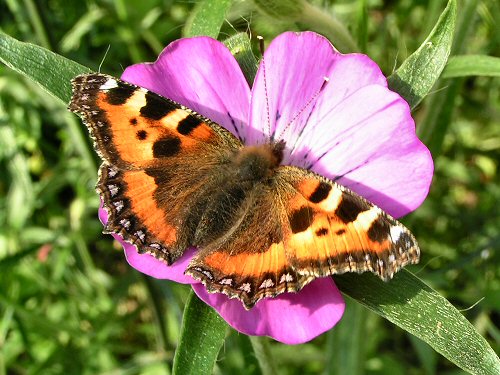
[97, 164, 179, 262]
[185, 184, 310, 308]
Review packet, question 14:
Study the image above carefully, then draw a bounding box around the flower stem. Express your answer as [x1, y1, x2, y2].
[249, 336, 279, 375]
[172, 291, 227, 375]
[324, 297, 366, 375]
[22, 0, 52, 50]
[142, 275, 169, 356]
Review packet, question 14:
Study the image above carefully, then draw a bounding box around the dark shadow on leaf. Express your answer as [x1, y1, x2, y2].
[334, 270, 423, 308]
[388, 73, 424, 110]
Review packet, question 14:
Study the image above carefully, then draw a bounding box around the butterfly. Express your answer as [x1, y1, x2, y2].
[69, 73, 420, 309]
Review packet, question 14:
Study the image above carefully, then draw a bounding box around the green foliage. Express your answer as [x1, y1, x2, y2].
[443, 55, 500, 78]
[0, 32, 90, 104]
[184, 0, 232, 38]
[1, 0, 499, 374]
[336, 271, 500, 375]
[172, 291, 227, 375]
[388, 0, 456, 110]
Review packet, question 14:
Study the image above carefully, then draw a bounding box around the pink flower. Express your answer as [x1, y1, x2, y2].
[99, 32, 433, 344]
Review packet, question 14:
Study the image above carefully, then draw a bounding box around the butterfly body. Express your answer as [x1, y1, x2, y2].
[70, 73, 420, 309]
[177, 144, 280, 250]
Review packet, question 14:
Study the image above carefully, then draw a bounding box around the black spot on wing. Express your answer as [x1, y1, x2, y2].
[309, 181, 332, 203]
[130, 118, 137, 125]
[140, 91, 177, 120]
[106, 85, 136, 105]
[335, 193, 371, 223]
[335, 229, 346, 235]
[289, 206, 315, 234]
[153, 136, 181, 157]
[315, 227, 329, 236]
[177, 116, 202, 135]
[136, 130, 147, 140]
[367, 216, 390, 243]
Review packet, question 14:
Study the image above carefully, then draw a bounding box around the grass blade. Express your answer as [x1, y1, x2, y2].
[418, 0, 479, 156]
[443, 55, 500, 77]
[388, 0, 456, 110]
[0, 32, 90, 104]
[335, 271, 500, 375]
[223, 32, 258, 86]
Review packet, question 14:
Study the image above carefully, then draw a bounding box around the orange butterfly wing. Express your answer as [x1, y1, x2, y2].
[280, 167, 419, 279]
[71, 73, 419, 310]
[186, 166, 419, 309]
[70, 73, 241, 263]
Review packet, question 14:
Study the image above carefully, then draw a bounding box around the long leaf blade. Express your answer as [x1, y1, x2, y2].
[418, 0, 479, 156]
[0, 32, 90, 104]
[223, 32, 258, 86]
[388, 0, 457, 109]
[335, 271, 500, 375]
[443, 55, 500, 78]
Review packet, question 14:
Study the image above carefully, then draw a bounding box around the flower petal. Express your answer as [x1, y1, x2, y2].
[248, 31, 387, 146]
[121, 36, 251, 141]
[292, 85, 433, 218]
[98, 205, 197, 284]
[248, 31, 432, 217]
[192, 277, 345, 345]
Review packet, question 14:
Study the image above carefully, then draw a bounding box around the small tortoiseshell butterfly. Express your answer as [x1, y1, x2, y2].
[69, 73, 420, 309]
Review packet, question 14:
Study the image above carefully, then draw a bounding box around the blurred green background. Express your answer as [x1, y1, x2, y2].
[0, 0, 499, 374]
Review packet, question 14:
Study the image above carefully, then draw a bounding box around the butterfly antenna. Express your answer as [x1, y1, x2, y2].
[277, 76, 330, 143]
[98, 45, 111, 73]
[258, 35, 272, 142]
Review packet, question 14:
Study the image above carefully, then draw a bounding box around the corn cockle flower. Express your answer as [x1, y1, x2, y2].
[98, 32, 433, 344]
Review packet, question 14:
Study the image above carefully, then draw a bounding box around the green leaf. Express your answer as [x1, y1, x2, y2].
[223, 33, 258, 86]
[442, 55, 500, 78]
[418, 0, 479, 156]
[388, 0, 457, 109]
[0, 32, 90, 104]
[183, 0, 232, 38]
[335, 271, 500, 375]
[355, 0, 368, 53]
[172, 291, 227, 375]
[325, 298, 366, 375]
[248, 337, 279, 375]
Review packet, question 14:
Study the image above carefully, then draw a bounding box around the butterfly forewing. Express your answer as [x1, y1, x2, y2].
[279, 166, 420, 281]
